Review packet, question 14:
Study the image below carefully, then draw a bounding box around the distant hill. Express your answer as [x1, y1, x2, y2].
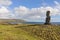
[0, 19, 26, 24]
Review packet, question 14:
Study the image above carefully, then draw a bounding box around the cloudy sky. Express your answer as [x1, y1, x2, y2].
[0, 0, 60, 22]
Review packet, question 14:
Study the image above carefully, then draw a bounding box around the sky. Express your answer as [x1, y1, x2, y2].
[0, 0, 60, 22]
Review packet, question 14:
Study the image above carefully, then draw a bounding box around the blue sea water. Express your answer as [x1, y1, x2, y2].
[24, 22, 60, 25]
[8, 22, 60, 25]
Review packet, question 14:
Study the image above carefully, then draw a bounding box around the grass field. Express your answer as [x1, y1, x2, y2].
[0, 24, 60, 40]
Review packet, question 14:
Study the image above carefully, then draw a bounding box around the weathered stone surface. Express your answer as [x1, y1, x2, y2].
[44, 11, 51, 25]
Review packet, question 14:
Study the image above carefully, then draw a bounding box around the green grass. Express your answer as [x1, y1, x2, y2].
[0, 24, 60, 40]
[0, 25, 38, 40]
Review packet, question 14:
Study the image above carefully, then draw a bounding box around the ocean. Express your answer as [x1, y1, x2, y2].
[24, 22, 60, 25]
[8, 22, 60, 25]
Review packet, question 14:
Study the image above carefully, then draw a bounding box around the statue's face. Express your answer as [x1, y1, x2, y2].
[47, 11, 50, 14]
[46, 11, 50, 16]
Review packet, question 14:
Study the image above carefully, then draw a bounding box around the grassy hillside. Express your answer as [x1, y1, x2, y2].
[0, 24, 38, 40]
[0, 24, 60, 40]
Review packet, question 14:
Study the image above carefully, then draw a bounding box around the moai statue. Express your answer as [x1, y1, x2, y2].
[44, 11, 51, 25]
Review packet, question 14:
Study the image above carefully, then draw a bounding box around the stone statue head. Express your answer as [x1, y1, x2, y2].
[46, 11, 50, 16]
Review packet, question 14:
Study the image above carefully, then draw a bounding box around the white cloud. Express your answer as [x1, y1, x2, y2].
[54, 1, 59, 5]
[0, 7, 9, 13]
[0, 0, 60, 22]
[14, 5, 60, 21]
[51, 18, 60, 22]
[54, 1, 60, 10]
[27, 15, 41, 20]
[0, 0, 12, 6]
[0, 6, 13, 19]
[0, 0, 14, 19]
[14, 6, 30, 16]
